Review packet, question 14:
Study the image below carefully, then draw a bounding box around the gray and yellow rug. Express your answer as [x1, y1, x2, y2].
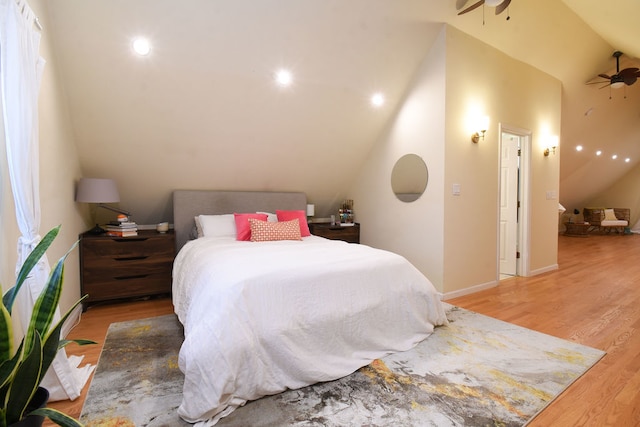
[80, 304, 605, 426]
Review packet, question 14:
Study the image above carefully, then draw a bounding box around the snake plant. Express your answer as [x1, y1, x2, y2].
[0, 225, 95, 427]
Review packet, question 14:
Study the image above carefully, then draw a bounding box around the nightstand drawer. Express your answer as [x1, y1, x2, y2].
[309, 223, 360, 244]
[82, 273, 171, 301]
[81, 247, 174, 270]
[82, 262, 172, 284]
[81, 236, 174, 260]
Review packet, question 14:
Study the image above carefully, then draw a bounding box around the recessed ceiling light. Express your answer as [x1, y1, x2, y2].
[575, 145, 583, 152]
[596, 150, 602, 156]
[132, 37, 151, 56]
[625, 158, 631, 163]
[275, 69, 293, 87]
[612, 154, 618, 160]
[370, 93, 385, 108]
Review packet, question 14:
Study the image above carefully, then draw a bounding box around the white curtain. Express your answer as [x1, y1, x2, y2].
[0, 0, 93, 401]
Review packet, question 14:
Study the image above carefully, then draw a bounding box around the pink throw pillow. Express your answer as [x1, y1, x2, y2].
[234, 213, 268, 241]
[276, 210, 310, 237]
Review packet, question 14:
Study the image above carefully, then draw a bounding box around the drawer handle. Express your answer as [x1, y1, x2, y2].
[114, 274, 149, 281]
[113, 256, 149, 262]
[114, 238, 149, 242]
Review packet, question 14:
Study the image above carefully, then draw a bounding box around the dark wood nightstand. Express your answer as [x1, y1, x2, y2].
[308, 223, 360, 244]
[79, 230, 175, 309]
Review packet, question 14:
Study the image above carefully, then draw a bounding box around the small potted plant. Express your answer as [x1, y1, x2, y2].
[0, 225, 95, 427]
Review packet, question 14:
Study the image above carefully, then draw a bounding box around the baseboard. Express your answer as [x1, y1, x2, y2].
[61, 304, 83, 339]
[442, 280, 498, 301]
[530, 264, 559, 276]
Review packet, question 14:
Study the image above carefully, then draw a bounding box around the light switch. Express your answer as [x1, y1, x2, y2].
[453, 184, 461, 196]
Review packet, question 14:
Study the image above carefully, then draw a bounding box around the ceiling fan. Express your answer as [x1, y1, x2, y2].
[456, 0, 511, 17]
[588, 51, 640, 90]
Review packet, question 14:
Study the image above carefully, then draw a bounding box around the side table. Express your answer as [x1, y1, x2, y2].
[564, 222, 590, 237]
[79, 229, 175, 309]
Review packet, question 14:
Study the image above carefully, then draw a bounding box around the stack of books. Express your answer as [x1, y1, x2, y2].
[105, 220, 138, 237]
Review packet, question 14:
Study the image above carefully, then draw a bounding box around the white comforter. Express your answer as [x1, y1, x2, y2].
[172, 236, 447, 426]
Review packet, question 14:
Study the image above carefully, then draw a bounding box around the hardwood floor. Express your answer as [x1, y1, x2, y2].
[45, 297, 174, 426]
[47, 234, 640, 426]
[448, 234, 640, 426]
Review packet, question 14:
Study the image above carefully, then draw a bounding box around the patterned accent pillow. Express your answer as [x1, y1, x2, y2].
[249, 218, 302, 242]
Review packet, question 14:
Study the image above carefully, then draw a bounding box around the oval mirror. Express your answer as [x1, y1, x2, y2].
[391, 154, 428, 203]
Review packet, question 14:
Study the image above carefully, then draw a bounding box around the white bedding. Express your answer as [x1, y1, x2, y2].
[172, 235, 447, 426]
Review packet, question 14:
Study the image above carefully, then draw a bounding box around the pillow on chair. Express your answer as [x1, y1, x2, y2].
[604, 209, 617, 221]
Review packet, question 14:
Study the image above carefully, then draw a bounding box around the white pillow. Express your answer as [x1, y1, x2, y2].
[256, 211, 278, 222]
[197, 214, 236, 238]
[194, 216, 203, 238]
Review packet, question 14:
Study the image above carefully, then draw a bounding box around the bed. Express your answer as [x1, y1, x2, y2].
[171, 190, 448, 426]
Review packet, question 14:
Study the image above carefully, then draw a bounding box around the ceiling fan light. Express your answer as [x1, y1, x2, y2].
[485, 0, 504, 6]
[611, 81, 625, 89]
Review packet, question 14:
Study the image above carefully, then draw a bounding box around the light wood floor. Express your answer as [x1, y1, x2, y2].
[47, 234, 640, 426]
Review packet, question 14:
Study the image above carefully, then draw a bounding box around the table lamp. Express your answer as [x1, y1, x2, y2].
[306, 204, 315, 223]
[75, 178, 131, 234]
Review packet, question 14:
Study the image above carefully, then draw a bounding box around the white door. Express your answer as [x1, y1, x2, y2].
[499, 132, 519, 276]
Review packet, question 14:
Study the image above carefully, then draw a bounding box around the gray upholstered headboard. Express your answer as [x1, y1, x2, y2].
[172, 190, 307, 251]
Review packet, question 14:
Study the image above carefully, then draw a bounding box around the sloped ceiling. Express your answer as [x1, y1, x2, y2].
[42, 0, 640, 223]
[563, 0, 640, 60]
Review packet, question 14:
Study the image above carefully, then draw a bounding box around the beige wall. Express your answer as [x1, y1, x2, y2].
[0, 0, 88, 320]
[444, 27, 562, 294]
[352, 27, 447, 290]
[352, 25, 561, 296]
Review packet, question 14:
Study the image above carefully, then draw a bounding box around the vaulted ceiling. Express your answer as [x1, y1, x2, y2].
[41, 0, 640, 222]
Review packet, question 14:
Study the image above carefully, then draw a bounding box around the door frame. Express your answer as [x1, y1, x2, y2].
[497, 123, 532, 278]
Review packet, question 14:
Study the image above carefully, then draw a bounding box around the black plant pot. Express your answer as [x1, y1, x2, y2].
[9, 387, 49, 427]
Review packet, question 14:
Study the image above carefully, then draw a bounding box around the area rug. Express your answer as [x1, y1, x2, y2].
[80, 304, 605, 426]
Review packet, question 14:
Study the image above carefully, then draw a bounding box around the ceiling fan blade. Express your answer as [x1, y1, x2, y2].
[586, 80, 609, 85]
[618, 68, 639, 85]
[495, 0, 511, 15]
[598, 73, 612, 79]
[456, 0, 470, 10]
[619, 67, 639, 77]
[458, 0, 484, 15]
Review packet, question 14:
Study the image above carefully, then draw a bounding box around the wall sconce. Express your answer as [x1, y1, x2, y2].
[471, 116, 489, 143]
[543, 135, 559, 157]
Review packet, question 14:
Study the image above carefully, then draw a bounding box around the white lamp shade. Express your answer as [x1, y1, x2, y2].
[306, 204, 315, 217]
[485, 0, 505, 6]
[75, 178, 120, 203]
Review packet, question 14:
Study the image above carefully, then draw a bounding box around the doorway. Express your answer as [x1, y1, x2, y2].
[498, 125, 531, 279]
